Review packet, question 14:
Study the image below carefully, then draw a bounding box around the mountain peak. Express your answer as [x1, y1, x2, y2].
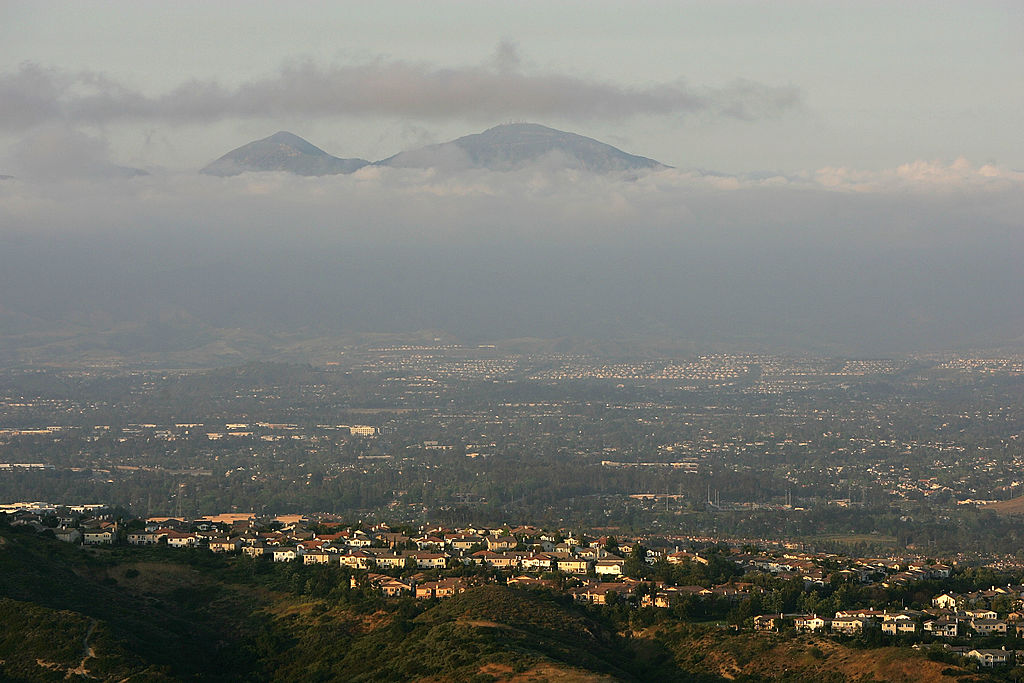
[379, 123, 667, 173]
[201, 132, 368, 176]
[483, 122, 559, 133]
[262, 131, 322, 152]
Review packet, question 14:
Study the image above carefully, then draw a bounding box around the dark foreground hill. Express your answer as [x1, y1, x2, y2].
[0, 526, 643, 681]
[0, 526, 982, 682]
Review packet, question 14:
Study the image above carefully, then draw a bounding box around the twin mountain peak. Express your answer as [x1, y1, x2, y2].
[200, 124, 668, 176]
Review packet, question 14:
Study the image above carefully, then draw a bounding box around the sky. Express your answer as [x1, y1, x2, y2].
[0, 1, 1022, 357]
[1, 1, 1022, 173]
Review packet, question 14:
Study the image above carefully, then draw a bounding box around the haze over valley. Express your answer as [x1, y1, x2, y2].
[2, 119, 1021, 365]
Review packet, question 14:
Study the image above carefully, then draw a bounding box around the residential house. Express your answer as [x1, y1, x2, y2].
[470, 550, 505, 566]
[434, 578, 468, 597]
[924, 618, 961, 638]
[795, 615, 829, 632]
[369, 552, 406, 569]
[594, 558, 625, 577]
[272, 547, 301, 562]
[507, 575, 556, 589]
[881, 612, 920, 636]
[302, 551, 336, 565]
[932, 593, 964, 610]
[667, 550, 707, 565]
[414, 536, 445, 551]
[379, 579, 413, 597]
[834, 608, 885, 619]
[82, 529, 115, 545]
[753, 614, 785, 631]
[641, 592, 673, 609]
[54, 527, 82, 544]
[831, 616, 872, 635]
[415, 578, 467, 599]
[146, 517, 188, 532]
[447, 535, 484, 551]
[242, 544, 269, 558]
[569, 582, 636, 605]
[127, 531, 159, 546]
[575, 547, 605, 561]
[339, 551, 373, 570]
[556, 558, 591, 574]
[486, 536, 518, 552]
[409, 552, 447, 570]
[971, 619, 1008, 636]
[966, 609, 998, 621]
[966, 649, 1010, 668]
[163, 531, 198, 548]
[521, 553, 554, 571]
[208, 537, 241, 553]
[376, 532, 411, 548]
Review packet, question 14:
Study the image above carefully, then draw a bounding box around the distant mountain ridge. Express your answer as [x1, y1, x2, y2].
[201, 131, 369, 176]
[377, 123, 668, 172]
[201, 124, 667, 176]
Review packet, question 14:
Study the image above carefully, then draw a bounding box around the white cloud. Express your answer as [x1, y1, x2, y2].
[812, 157, 1024, 192]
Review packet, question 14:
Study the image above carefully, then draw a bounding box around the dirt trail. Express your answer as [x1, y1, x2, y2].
[65, 618, 97, 679]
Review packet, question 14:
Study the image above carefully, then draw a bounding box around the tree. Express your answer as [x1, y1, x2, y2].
[624, 544, 649, 579]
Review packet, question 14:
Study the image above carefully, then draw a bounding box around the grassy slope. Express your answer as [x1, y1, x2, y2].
[981, 497, 1024, 516]
[324, 586, 638, 682]
[646, 624, 983, 683]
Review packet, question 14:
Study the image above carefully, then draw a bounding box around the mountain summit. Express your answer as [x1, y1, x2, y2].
[377, 123, 667, 173]
[201, 131, 369, 176]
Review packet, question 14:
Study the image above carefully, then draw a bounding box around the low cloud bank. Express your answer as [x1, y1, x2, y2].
[2, 156, 1020, 243]
[0, 157, 1020, 353]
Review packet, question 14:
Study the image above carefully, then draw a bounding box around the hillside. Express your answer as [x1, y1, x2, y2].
[0, 527, 637, 681]
[981, 497, 1024, 516]
[0, 527, 260, 680]
[0, 526, 991, 682]
[647, 624, 981, 682]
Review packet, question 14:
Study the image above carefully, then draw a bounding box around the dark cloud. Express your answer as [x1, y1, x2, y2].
[0, 48, 800, 130]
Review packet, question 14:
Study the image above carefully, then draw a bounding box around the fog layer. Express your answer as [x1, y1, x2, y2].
[0, 161, 1021, 358]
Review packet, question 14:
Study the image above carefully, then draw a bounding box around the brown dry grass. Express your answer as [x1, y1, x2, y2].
[470, 661, 619, 683]
[982, 496, 1024, 515]
[113, 561, 211, 594]
[673, 631, 981, 683]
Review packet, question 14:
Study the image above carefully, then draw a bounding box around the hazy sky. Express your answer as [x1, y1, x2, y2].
[1, 1, 1022, 172]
